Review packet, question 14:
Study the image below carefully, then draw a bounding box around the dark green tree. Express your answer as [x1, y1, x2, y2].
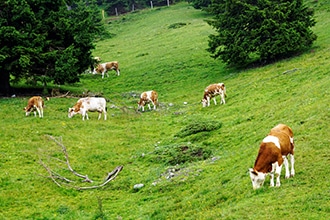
[188, 0, 211, 9]
[0, 0, 104, 96]
[207, 0, 317, 67]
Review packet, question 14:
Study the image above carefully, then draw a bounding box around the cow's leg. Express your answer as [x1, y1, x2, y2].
[148, 104, 151, 110]
[116, 69, 120, 76]
[152, 101, 156, 110]
[207, 97, 211, 106]
[290, 154, 295, 177]
[270, 163, 275, 187]
[283, 156, 290, 179]
[98, 111, 101, 120]
[220, 93, 226, 104]
[33, 109, 37, 117]
[275, 163, 283, 187]
[35, 107, 41, 117]
[82, 110, 88, 120]
[213, 97, 217, 105]
[40, 107, 44, 118]
[103, 109, 107, 120]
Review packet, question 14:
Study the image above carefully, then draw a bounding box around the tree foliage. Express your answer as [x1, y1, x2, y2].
[188, 0, 211, 9]
[207, 0, 317, 67]
[0, 0, 104, 95]
[101, 0, 176, 15]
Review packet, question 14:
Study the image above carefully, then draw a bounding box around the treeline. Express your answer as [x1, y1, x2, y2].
[97, 0, 183, 16]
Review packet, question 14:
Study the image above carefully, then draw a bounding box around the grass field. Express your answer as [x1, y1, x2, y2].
[0, 1, 329, 219]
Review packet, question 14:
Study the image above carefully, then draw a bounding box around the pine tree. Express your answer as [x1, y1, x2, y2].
[0, 0, 104, 95]
[207, 0, 317, 67]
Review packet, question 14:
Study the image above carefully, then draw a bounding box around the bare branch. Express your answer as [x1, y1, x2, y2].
[39, 159, 63, 187]
[41, 135, 123, 190]
[75, 165, 123, 190]
[47, 135, 93, 183]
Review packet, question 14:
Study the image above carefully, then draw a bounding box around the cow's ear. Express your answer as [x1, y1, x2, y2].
[249, 168, 258, 175]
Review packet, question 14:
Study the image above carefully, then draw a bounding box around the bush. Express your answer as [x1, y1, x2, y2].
[175, 120, 222, 138]
[148, 143, 212, 165]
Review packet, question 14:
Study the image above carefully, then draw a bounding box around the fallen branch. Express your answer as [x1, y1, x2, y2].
[75, 166, 123, 190]
[47, 135, 93, 183]
[40, 135, 123, 190]
[282, 68, 300, 75]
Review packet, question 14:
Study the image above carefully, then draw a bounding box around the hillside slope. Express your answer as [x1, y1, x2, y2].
[0, 2, 329, 219]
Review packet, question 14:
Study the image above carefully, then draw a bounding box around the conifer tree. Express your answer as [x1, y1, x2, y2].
[207, 0, 317, 67]
[0, 0, 104, 95]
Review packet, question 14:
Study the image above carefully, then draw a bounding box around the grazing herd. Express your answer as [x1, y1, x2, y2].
[23, 57, 296, 190]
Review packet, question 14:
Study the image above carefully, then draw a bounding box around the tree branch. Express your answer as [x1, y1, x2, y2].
[40, 135, 123, 190]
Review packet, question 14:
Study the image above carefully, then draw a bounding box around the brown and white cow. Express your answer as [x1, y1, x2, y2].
[249, 124, 295, 189]
[201, 83, 226, 107]
[93, 61, 120, 78]
[138, 90, 158, 112]
[68, 97, 107, 120]
[23, 96, 44, 118]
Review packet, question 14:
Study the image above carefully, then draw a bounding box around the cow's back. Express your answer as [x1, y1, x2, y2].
[105, 61, 118, 69]
[270, 124, 293, 138]
[268, 131, 293, 156]
[84, 97, 106, 109]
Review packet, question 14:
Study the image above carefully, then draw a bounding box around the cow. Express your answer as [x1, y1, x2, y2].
[93, 61, 120, 78]
[249, 124, 295, 189]
[138, 90, 158, 112]
[201, 83, 226, 107]
[68, 97, 107, 120]
[90, 57, 102, 73]
[94, 57, 101, 62]
[23, 96, 44, 118]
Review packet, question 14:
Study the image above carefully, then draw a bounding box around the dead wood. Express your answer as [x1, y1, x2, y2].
[40, 135, 123, 190]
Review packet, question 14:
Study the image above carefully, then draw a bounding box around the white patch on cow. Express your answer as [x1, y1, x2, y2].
[263, 135, 281, 149]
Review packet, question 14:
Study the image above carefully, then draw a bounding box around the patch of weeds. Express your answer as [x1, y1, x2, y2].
[168, 22, 187, 29]
[175, 120, 222, 138]
[56, 205, 70, 215]
[136, 52, 149, 57]
[148, 142, 212, 165]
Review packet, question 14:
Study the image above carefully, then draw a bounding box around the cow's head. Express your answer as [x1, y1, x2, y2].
[201, 99, 208, 107]
[249, 168, 266, 190]
[68, 108, 77, 118]
[23, 107, 32, 116]
[137, 100, 145, 110]
[92, 66, 99, 75]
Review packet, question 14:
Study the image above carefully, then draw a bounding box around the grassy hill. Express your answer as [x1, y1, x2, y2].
[1, 1, 329, 219]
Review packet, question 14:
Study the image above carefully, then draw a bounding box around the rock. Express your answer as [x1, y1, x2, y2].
[133, 183, 144, 189]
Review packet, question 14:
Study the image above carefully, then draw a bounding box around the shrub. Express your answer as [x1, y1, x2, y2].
[148, 143, 212, 165]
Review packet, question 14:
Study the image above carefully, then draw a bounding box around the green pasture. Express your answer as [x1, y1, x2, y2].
[1, 2, 329, 219]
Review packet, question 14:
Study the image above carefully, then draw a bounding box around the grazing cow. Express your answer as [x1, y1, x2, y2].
[201, 83, 226, 107]
[23, 96, 44, 118]
[94, 57, 101, 62]
[93, 61, 120, 78]
[68, 97, 107, 120]
[90, 57, 102, 73]
[138, 90, 158, 111]
[249, 124, 295, 189]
